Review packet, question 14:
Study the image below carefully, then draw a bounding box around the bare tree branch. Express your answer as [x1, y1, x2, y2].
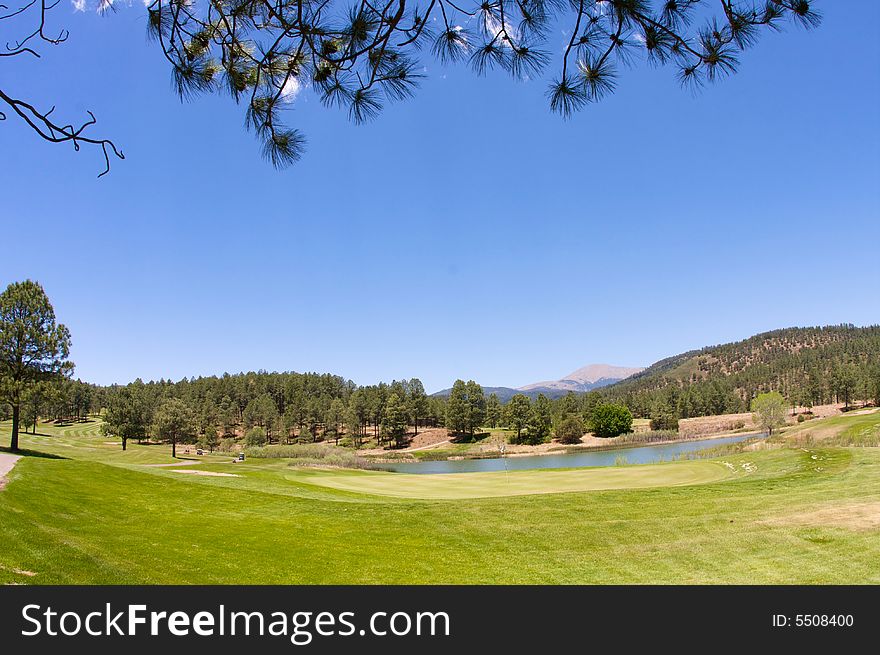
[1, 0, 123, 176]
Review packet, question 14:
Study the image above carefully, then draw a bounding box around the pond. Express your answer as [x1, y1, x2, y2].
[382, 432, 766, 474]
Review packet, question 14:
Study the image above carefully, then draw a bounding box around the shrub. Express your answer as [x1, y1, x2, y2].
[218, 437, 239, 452]
[556, 415, 585, 444]
[297, 426, 313, 443]
[650, 412, 679, 431]
[797, 414, 806, 423]
[245, 427, 267, 446]
[591, 403, 633, 438]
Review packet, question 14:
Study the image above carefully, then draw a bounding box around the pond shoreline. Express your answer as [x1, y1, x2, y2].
[363, 429, 767, 464]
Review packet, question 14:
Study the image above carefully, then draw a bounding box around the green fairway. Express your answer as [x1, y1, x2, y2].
[1, 416, 879, 585]
[292, 461, 736, 499]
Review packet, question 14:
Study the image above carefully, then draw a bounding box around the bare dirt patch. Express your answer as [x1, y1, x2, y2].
[406, 428, 450, 450]
[0, 564, 36, 577]
[761, 501, 880, 532]
[359, 427, 450, 455]
[169, 470, 240, 477]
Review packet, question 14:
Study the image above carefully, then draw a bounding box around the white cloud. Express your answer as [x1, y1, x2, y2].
[72, 0, 86, 11]
[592, 0, 609, 18]
[281, 76, 301, 102]
[482, 13, 518, 48]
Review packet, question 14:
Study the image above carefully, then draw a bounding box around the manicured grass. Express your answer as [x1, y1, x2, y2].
[294, 461, 736, 499]
[0, 417, 878, 584]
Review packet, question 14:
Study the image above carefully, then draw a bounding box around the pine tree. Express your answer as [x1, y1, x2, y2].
[0, 281, 72, 451]
[382, 392, 409, 448]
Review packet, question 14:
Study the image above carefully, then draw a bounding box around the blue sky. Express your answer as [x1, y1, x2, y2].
[1, 1, 878, 393]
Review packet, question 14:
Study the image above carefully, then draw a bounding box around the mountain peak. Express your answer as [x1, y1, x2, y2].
[518, 363, 644, 393]
[559, 364, 645, 385]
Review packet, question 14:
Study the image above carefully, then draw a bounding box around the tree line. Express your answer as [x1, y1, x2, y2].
[3, 282, 877, 454]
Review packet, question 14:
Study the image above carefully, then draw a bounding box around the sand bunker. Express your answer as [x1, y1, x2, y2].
[169, 469, 240, 477]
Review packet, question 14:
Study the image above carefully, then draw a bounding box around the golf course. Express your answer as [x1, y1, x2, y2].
[2, 411, 879, 585]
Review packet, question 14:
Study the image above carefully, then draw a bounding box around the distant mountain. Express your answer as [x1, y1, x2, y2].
[519, 364, 645, 394]
[431, 364, 644, 401]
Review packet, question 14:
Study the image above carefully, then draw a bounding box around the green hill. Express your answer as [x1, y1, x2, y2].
[602, 325, 880, 421]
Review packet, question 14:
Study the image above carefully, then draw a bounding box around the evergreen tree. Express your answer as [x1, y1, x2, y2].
[407, 378, 428, 436]
[445, 380, 470, 437]
[485, 393, 502, 429]
[556, 415, 585, 445]
[0, 280, 72, 451]
[326, 397, 346, 445]
[152, 398, 198, 458]
[382, 392, 409, 448]
[505, 394, 531, 444]
[465, 380, 486, 435]
[527, 394, 553, 445]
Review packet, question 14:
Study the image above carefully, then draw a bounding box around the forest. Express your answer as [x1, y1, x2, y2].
[6, 326, 879, 451]
[602, 325, 880, 428]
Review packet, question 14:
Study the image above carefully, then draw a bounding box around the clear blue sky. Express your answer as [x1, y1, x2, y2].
[2, 2, 878, 393]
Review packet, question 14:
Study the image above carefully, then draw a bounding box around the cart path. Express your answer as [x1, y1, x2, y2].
[0, 453, 22, 490]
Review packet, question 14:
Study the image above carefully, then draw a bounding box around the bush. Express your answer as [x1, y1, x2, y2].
[649, 412, 679, 431]
[297, 426, 313, 444]
[218, 437, 239, 452]
[797, 414, 806, 423]
[590, 403, 633, 438]
[245, 427, 267, 446]
[556, 415, 585, 444]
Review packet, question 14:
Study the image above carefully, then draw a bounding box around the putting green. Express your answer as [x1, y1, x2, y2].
[293, 460, 737, 499]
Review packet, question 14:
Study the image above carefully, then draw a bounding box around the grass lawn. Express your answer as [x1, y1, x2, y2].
[0, 416, 878, 585]
[294, 461, 735, 499]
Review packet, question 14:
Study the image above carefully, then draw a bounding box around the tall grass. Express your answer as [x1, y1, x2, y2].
[611, 430, 678, 445]
[244, 444, 373, 469]
[675, 440, 758, 460]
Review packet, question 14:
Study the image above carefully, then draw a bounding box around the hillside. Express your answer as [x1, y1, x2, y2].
[602, 325, 880, 420]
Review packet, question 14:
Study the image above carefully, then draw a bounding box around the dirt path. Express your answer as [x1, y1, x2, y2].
[169, 470, 240, 477]
[358, 427, 450, 455]
[407, 440, 451, 452]
[0, 453, 22, 491]
[143, 461, 202, 467]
